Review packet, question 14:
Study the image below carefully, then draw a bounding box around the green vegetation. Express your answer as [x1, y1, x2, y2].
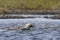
[0, 0, 60, 13]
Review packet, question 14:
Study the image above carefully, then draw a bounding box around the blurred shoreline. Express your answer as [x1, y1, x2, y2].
[1, 9, 60, 15]
[0, 9, 60, 19]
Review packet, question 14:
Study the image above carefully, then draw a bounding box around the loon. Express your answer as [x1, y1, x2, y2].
[7, 23, 33, 30]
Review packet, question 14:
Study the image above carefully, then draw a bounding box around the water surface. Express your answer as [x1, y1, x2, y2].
[0, 18, 60, 40]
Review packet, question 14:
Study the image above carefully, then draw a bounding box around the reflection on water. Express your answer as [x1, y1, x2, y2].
[0, 14, 57, 18]
[0, 18, 60, 40]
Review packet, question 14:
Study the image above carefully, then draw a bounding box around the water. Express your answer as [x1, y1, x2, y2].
[0, 18, 60, 40]
[0, 14, 57, 18]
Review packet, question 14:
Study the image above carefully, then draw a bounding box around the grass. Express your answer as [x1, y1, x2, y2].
[0, 0, 60, 13]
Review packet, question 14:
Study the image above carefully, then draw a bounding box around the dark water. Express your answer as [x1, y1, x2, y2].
[0, 18, 60, 40]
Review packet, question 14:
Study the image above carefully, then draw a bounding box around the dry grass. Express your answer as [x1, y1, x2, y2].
[0, 0, 60, 13]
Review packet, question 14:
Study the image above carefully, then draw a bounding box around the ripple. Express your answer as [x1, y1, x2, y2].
[0, 18, 60, 40]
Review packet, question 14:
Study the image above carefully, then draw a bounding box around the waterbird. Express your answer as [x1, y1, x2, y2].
[21, 23, 33, 30]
